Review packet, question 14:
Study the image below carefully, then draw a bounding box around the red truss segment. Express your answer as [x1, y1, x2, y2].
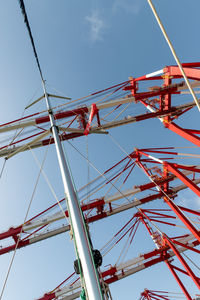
[0, 145, 200, 256]
[124, 63, 200, 147]
[37, 209, 200, 300]
[140, 289, 185, 300]
[1, 62, 200, 159]
[139, 213, 200, 299]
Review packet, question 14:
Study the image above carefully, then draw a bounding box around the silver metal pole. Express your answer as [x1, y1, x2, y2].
[42, 80, 103, 300]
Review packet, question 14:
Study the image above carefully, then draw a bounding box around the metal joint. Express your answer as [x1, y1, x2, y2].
[50, 125, 59, 133]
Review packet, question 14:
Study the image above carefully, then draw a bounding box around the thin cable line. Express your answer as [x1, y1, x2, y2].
[18, 0, 44, 81]
[29, 146, 69, 224]
[0, 160, 6, 180]
[182, 252, 200, 272]
[67, 141, 132, 204]
[147, 0, 200, 112]
[0, 142, 49, 300]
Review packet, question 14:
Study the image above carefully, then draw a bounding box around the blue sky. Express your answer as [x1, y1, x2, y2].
[0, 1, 200, 299]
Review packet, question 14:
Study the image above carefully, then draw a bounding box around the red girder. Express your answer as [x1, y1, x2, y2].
[35, 107, 89, 125]
[171, 264, 200, 282]
[164, 261, 192, 300]
[0, 192, 171, 256]
[166, 122, 200, 147]
[38, 231, 200, 300]
[163, 235, 200, 290]
[165, 195, 200, 243]
[165, 162, 200, 198]
[126, 64, 200, 149]
[42, 132, 84, 146]
[140, 210, 200, 297]
[164, 65, 200, 80]
[179, 205, 200, 217]
[84, 103, 100, 135]
[130, 148, 200, 244]
[170, 238, 200, 255]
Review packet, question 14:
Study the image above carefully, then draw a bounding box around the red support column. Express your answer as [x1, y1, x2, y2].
[163, 194, 200, 243]
[166, 122, 200, 147]
[162, 75, 171, 125]
[164, 236, 200, 290]
[165, 162, 200, 197]
[165, 261, 192, 300]
[84, 103, 100, 135]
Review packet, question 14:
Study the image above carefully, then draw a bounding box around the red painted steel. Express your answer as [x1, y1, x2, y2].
[163, 236, 200, 290]
[35, 107, 89, 125]
[84, 103, 99, 135]
[166, 122, 200, 147]
[165, 162, 200, 197]
[2, 62, 200, 299]
[165, 261, 192, 300]
[165, 66, 200, 80]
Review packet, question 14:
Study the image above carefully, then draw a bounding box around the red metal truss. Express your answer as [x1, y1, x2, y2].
[124, 63, 200, 147]
[139, 288, 187, 300]
[37, 209, 200, 300]
[1, 63, 200, 299]
[84, 103, 100, 135]
[0, 103, 194, 158]
[1, 63, 200, 158]
[0, 148, 197, 256]
[140, 289, 172, 300]
[163, 235, 200, 290]
[140, 212, 200, 298]
[165, 261, 192, 300]
[123, 148, 200, 244]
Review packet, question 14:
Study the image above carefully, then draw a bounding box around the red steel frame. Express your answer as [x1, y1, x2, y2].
[140, 288, 184, 300]
[124, 63, 200, 147]
[139, 211, 200, 299]
[1, 63, 200, 299]
[38, 208, 200, 299]
[0, 153, 183, 256]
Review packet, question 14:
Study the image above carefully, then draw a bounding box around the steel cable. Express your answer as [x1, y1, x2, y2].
[18, 0, 44, 81]
[0, 141, 50, 300]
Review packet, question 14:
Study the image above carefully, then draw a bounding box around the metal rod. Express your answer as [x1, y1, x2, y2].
[147, 0, 200, 112]
[42, 80, 103, 300]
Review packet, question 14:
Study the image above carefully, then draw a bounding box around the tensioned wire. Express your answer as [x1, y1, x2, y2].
[147, 0, 200, 112]
[182, 252, 200, 272]
[0, 140, 50, 300]
[29, 146, 69, 223]
[19, 155, 133, 225]
[17, 0, 44, 81]
[30, 143, 98, 289]
[0, 102, 29, 179]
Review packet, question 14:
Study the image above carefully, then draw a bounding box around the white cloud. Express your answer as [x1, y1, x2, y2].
[113, 0, 144, 15]
[85, 11, 105, 42]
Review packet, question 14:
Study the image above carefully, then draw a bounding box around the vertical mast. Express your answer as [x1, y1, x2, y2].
[42, 80, 103, 300]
